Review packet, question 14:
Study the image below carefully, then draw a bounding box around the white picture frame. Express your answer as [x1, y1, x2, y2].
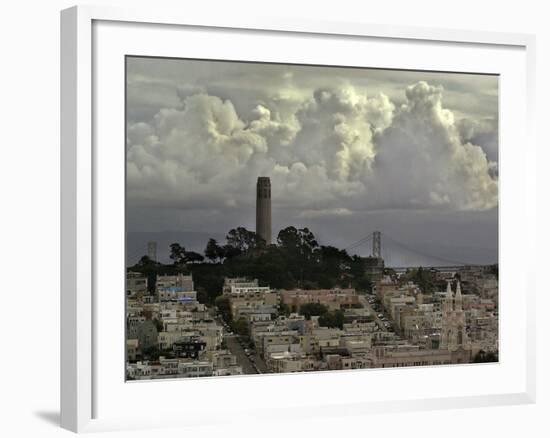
[60, 4, 537, 433]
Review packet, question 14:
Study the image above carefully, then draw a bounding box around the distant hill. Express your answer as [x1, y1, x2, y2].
[127, 231, 225, 266]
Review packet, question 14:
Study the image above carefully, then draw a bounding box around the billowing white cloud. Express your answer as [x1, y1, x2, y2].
[127, 80, 498, 217]
[371, 81, 498, 210]
[293, 86, 394, 181]
[457, 116, 499, 167]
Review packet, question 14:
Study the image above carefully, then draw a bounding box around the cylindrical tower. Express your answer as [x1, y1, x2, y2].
[147, 241, 157, 262]
[256, 177, 271, 245]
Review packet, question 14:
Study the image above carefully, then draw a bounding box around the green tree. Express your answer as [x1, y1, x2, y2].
[406, 267, 436, 294]
[141, 346, 160, 361]
[277, 227, 320, 287]
[488, 264, 499, 279]
[205, 238, 224, 262]
[277, 226, 319, 259]
[473, 350, 498, 363]
[185, 251, 204, 264]
[215, 295, 232, 322]
[222, 244, 242, 260]
[299, 302, 328, 320]
[169, 243, 187, 265]
[383, 267, 398, 280]
[196, 287, 209, 304]
[189, 264, 225, 303]
[135, 255, 159, 294]
[152, 318, 164, 332]
[247, 246, 297, 289]
[318, 310, 345, 329]
[279, 302, 291, 316]
[231, 317, 249, 336]
[318, 245, 349, 276]
[354, 276, 372, 292]
[137, 255, 153, 266]
[317, 275, 336, 289]
[226, 227, 265, 253]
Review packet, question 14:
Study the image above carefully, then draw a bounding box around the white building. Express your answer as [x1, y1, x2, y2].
[126, 272, 147, 296]
[222, 277, 259, 295]
[156, 274, 194, 291]
[440, 281, 469, 351]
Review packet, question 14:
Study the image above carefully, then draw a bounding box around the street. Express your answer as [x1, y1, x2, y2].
[358, 294, 388, 332]
[210, 307, 269, 374]
[224, 334, 270, 374]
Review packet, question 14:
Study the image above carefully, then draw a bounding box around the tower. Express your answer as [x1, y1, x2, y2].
[256, 177, 271, 244]
[147, 241, 157, 262]
[440, 281, 468, 351]
[372, 231, 382, 258]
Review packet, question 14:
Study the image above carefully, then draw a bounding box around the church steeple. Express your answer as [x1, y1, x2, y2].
[443, 280, 453, 312]
[440, 280, 468, 351]
[455, 281, 463, 311]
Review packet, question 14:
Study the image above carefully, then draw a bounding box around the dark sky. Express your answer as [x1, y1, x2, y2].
[126, 57, 498, 266]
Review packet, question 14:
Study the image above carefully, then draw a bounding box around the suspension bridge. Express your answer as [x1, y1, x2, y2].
[127, 230, 483, 270]
[343, 231, 478, 270]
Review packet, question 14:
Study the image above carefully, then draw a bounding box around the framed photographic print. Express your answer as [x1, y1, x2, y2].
[61, 5, 536, 433]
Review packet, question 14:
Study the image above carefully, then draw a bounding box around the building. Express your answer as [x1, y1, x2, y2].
[440, 281, 469, 351]
[256, 176, 271, 244]
[370, 344, 471, 368]
[223, 277, 279, 318]
[227, 285, 272, 297]
[363, 256, 385, 279]
[136, 320, 158, 351]
[269, 351, 303, 373]
[127, 315, 146, 338]
[177, 361, 213, 378]
[158, 288, 197, 302]
[222, 277, 259, 295]
[234, 304, 276, 322]
[172, 338, 207, 359]
[280, 288, 359, 311]
[126, 271, 147, 296]
[126, 339, 139, 361]
[156, 273, 194, 291]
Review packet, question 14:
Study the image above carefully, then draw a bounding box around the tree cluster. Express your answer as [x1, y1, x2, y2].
[472, 350, 498, 363]
[298, 303, 344, 329]
[129, 226, 373, 305]
[169, 243, 204, 265]
[402, 266, 444, 294]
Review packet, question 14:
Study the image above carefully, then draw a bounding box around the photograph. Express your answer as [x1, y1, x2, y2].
[1, 0, 544, 435]
[125, 56, 499, 380]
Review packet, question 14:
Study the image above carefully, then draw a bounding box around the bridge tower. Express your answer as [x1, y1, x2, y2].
[363, 231, 384, 279]
[372, 231, 381, 258]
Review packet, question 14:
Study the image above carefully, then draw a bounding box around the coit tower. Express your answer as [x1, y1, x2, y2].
[256, 177, 271, 244]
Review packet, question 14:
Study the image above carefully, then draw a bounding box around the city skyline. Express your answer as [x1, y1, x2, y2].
[125, 57, 499, 380]
[126, 57, 498, 265]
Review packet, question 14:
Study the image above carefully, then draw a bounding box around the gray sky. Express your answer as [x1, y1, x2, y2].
[126, 56, 498, 266]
